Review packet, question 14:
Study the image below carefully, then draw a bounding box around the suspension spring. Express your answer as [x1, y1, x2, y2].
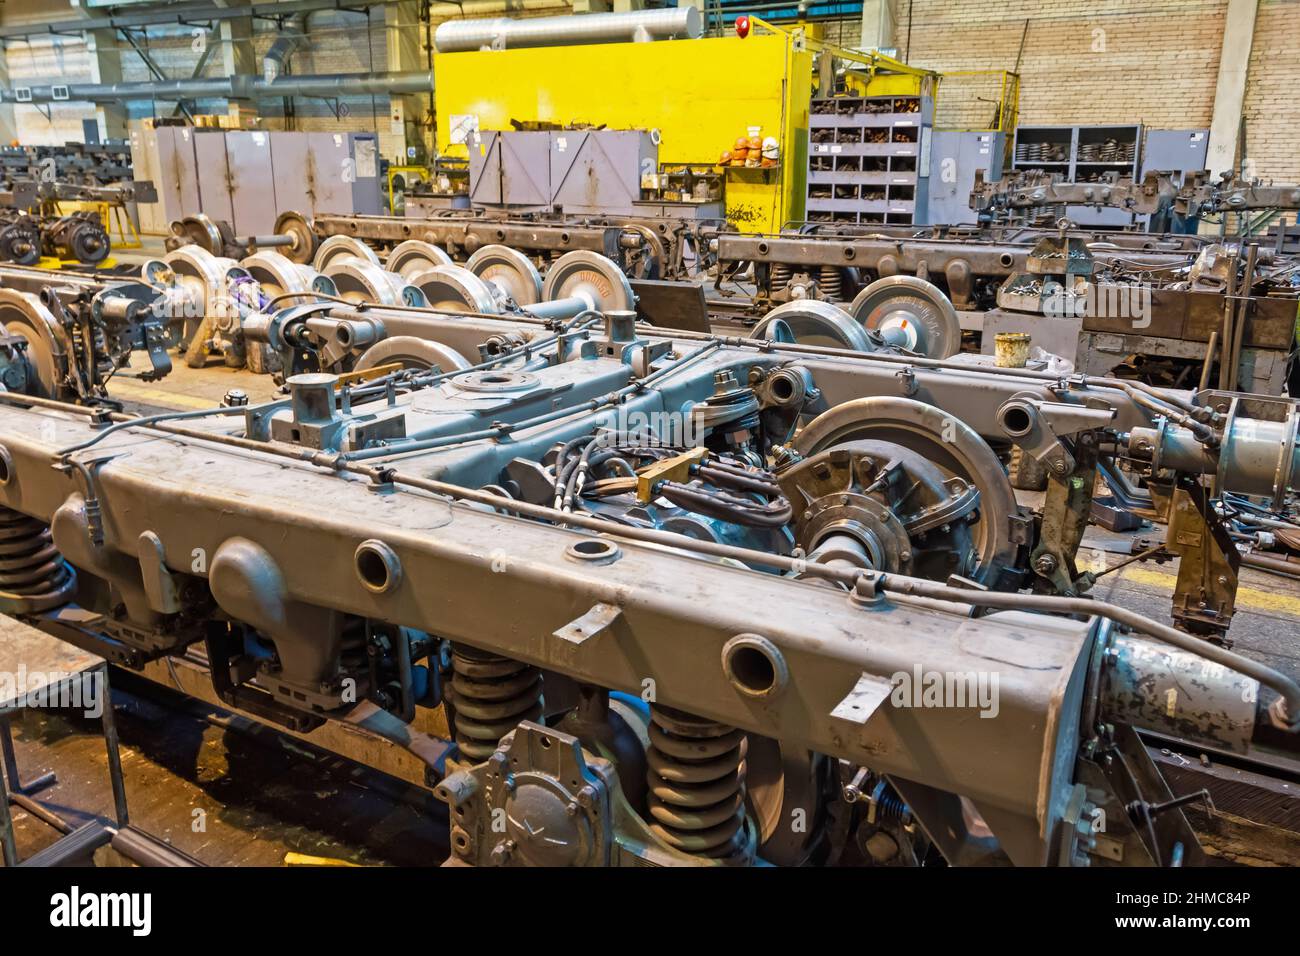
[645, 705, 750, 861]
[819, 265, 843, 301]
[0, 506, 76, 613]
[448, 644, 544, 762]
[769, 262, 793, 292]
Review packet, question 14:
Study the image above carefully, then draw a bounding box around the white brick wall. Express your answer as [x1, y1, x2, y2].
[881, 0, 1300, 180]
[887, 0, 1227, 128]
[1242, 0, 1300, 181]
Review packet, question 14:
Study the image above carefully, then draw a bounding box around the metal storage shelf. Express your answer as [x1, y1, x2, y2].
[1011, 123, 1141, 226]
[806, 94, 932, 225]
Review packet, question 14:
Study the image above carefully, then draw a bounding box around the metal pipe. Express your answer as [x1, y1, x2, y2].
[1242, 551, 1300, 579]
[1217, 246, 1239, 390]
[1227, 242, 1258, 393]
[434, 7, 702, 52]
[263, 13, 308, 82]
[0, 70, 433, 105]
[1197, 329, 1218, 392]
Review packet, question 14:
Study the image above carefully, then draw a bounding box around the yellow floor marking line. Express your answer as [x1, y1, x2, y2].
[108, 379, 220, 411]
[1117, 565, 1300, 617]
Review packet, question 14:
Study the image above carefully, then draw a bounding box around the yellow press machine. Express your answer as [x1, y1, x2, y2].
[432, 18, 935, 233]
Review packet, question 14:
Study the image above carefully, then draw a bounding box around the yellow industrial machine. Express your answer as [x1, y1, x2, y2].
[432, 19, 942, 232]
[434, 26, 811, 232]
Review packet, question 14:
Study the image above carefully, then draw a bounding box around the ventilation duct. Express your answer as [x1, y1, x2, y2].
[264, 14, 309, 83]
[1, 70, 433, 105]
[434, 7, 703, 53]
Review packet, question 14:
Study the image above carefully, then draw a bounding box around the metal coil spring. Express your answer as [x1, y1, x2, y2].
[645, 705, 749, 860]
[769, 262, 793, 292]
[0, 506, 76, 613]
[873, 788, 910, 824]
[448, 644, 544, 762]
[819, 265, 843, 301]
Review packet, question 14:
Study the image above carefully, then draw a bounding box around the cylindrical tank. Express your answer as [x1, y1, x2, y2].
[434, 7, 702, 52]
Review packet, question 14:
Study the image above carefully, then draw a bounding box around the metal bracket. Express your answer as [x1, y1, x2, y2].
[830, 672, 894, 726]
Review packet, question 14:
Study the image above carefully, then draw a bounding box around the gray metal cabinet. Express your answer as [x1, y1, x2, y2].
[550, 130, 655, 215]
[224, 130, 277, 235]
[1141, 129, 1209, 180]
[269, 132, 315, 218]
[927, 130, 1005, 225]
[1012, 123, 1141, 227]
[193, 130, 235, 227]
[467, 129, 659, 215]
[135, 128, 383, 228]
[1139, 128, 1209, 230]
[342, 132, 383, 216]
[307, 132, 382, 217]
[151, 126, 201, 227]
[807, 95, 933, 226]
[128, 121, 165, 234]
[469, 131, 553, 212]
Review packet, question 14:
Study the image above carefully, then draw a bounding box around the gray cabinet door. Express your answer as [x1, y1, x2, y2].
[225, 130, 277, 235]
[470, 131, 552, 211]
[346, 133, 382, 216]
[551, 130, 654, 215]
[153, 126, 201, 225]
[269, 132, 314, 217]
[1141, 129, 1209, 180]
[927, 130, 1004, 225]
[307, 133, 354, 216]
[193, 130, 234, 226]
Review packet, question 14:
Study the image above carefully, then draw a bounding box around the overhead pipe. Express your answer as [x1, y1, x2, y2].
[0, 0, 406, 41]
[433, 6, 703, 52]
[0, 70, 433, 105]
[263, 13, 309, 82]
[428, 0, 571, 19]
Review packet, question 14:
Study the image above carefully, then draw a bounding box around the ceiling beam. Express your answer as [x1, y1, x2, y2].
[0, 0, 399, 41]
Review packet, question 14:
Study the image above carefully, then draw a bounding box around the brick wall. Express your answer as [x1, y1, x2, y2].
[1242, 0, 1300, 180]
[888, 0, 1226, 127]
[879, 0, 1299, 180]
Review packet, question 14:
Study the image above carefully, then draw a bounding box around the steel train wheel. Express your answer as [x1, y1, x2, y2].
[793, 396, 1019, 586]
[848, 276, 961, 360]
[467, 244, 544, 307]
[750, 299, 877, 352]
[354, 336, 472, 373]
[541, 250, 635, 312]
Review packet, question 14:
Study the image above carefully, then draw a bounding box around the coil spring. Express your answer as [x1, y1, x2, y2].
[645, 705, 749, 860]
[819, 265, 843, 300]
[0, 507, 76, 613]
[769, 262, 793, 292]
[873, 789, 910, 824]
[448, 644, 544, 762]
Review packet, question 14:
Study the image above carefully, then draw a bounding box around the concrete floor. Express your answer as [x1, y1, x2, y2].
[7, 678, 449, 866]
